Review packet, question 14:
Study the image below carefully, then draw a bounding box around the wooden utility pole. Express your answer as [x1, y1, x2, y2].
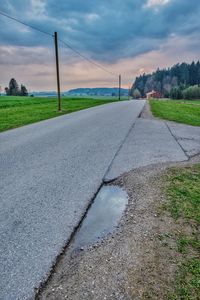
[119, 74, 121, 100]
[54, 32, 61, 112]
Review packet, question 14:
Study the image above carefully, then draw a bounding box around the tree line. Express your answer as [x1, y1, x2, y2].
[131, 61, 200, 99]
[5, 78, 28, 96]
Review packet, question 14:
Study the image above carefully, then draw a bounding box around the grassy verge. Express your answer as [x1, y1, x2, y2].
[0, 96, 119, 132]
[165, 164, 200, 299]
[150, 99, 200, 126]
[178, 100, 200, 105]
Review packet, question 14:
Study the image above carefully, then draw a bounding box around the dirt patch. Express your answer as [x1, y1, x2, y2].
[140, 101, 154, 120]
[37, 157, 200, 300]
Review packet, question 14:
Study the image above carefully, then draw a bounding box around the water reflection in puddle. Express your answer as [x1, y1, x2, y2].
[73, 185, 128, 249]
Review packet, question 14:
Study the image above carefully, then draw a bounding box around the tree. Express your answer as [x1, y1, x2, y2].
[5, 78, 28, 96]
[163, 90, 169, 98]
[162, 75, 171, 95]
[179, 62, 190, 85]
[183, 85, 200, 100]
[9, 78, 20, 96]
[144, 76, 156, 94]
[20, 84, 28, 96]
[5, 87, 10, 95]
[132, 88, 141, 99]
[170, 86, 183, 99]
[189, 62, 198, 85]
[131, 61, 200, 97]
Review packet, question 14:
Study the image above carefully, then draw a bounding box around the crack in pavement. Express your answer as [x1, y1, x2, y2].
[165, 121, 189, 159]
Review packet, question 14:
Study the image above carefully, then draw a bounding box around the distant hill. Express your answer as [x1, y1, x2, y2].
[66, 88, 128, 96]
[131, 61, 200, 98]
[31, 88, 128, 97]
[31, 91, 57, 97]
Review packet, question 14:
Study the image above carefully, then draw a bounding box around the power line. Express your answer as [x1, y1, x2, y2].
[59, 39, 116, 76]
[0, 10, 53, 37]
[0, 10, 117, 76]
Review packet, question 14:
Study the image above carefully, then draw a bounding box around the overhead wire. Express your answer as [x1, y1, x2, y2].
[59, 39, 116, 77]
[0, 10, 117, 77]
[0, 10, 53, 37]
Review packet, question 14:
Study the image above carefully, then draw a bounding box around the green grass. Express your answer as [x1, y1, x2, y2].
[160, 99, 200, 105]
[169, 259, 200, 300]
[150, 99, 200, 126]
[166, 164, 200, 223]
[0, 96, 120, 132]
[178, 100, 200, 105]
[166, 164, 200, 300]
[177, 235, 200, 254]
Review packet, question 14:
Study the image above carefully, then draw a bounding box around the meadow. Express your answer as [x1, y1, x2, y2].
[150, 99, 200, 126]
[0, 95, 121, 132]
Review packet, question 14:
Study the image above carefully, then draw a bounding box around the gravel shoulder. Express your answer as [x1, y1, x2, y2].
[37, 154, 200, 300]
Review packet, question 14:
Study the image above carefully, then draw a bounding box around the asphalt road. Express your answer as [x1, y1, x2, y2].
[105, 118, 188, 181]
[0, 100, 145, 300]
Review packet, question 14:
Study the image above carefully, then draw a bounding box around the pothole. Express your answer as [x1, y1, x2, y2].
[72, 185, 128, 250]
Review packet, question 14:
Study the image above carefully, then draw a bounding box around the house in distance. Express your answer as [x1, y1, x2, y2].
[146, 90, 162, 100]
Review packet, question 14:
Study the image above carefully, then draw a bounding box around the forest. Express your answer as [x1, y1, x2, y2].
[131, 61, 200, 99]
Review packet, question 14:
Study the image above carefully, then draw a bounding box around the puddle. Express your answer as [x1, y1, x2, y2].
[73, 185, 128, 250]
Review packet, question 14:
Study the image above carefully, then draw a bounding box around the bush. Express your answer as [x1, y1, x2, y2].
[182, 85, 200, 99]
[132, 88, 141, 99]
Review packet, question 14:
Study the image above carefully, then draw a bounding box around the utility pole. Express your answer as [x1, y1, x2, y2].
[129, 86, 131, 100]
[119, 74, 121, 100]
[54, 32, 61, 112]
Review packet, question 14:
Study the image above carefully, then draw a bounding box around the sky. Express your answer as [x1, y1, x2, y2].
[0, 0, 200, 92]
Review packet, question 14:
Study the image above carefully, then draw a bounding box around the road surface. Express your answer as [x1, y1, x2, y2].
[0, 100, 145, 300]
[105, 118, 188, 181]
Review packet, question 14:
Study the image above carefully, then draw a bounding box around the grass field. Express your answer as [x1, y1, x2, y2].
[150, 99, 200, 126]
[178, 99, 200, 105]
[165, 164, 200, 299]
[0, 96, 120, 132]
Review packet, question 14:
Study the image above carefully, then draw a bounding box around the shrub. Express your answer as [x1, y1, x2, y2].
[182, 85, 200, 99]
[132, 88, 141, 99]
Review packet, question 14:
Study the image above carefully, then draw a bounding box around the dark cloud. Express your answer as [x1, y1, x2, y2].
[0, 0, 200, 62]
[0, 46, 54, 65]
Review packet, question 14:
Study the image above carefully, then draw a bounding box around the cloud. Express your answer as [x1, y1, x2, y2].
[0, 33, 199, 92]
[0, 0, 200, 62]
[0, 46, 54, 65]
[145, 0, 170, 7]
[0, 0, 199, 90]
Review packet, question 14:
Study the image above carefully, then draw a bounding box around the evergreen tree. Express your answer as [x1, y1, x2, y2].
[170, 86, 183, 99]
[8, 78, 20, 96]
[5, 78, 28, 96]
[20, 84, 28, 96]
